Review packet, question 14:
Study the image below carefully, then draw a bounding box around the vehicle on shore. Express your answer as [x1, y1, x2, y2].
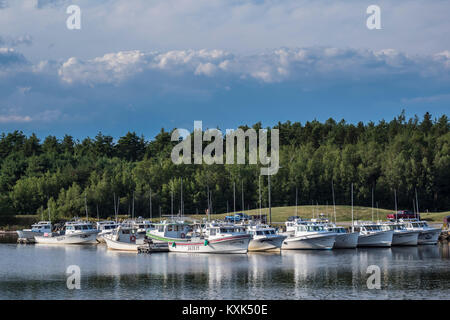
[323, 225, 359, 249]
[281, 220, 337, 250]
[246, 224, 286, 252]
[378, 221, 419, 246]
[353, 222, 393, 247]
[16, 221, 52, 241]
[34, 220, 99, 245]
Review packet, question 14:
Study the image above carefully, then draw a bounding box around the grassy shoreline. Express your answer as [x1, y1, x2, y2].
[1, 205, 448, 230]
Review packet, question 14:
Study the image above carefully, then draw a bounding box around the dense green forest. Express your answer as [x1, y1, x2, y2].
[0, 111, 448, 220]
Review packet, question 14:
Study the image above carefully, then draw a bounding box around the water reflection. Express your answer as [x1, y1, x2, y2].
[1, 243, 450, 299]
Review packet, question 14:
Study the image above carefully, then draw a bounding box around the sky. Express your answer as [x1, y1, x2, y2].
[0, 0, 449, 140]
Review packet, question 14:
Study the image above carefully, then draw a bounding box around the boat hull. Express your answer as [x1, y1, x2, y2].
[281, 234, 336, 250]
[34, 232, 98, 245]
[169, 236, 250, 254]
[248, 235, 286, 252]
[333, 232, 359, 249]
[392, 231, 419, 246]
[418, 229, 440, 245]
[16, 230, 43, 240]
[357, 230, 393, 247]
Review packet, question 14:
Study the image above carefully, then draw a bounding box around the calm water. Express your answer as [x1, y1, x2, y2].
[1, 243, 450, 300]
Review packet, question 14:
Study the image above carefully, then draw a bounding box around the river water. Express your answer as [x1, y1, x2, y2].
[0, 243, 449, 300]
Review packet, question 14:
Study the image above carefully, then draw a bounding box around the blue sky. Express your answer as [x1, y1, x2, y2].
[0, 0, 449, 140]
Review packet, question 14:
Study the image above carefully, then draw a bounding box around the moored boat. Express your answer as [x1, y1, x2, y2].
[324, 225, 359, 249]
[34, 220, 99, 245]
[168, 223, 251, 254]
[103, 226, 146, 251]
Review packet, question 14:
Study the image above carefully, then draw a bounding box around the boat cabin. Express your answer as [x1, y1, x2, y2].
[65, 221, 96, 235]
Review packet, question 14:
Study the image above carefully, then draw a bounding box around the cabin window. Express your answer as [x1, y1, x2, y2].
[210, 229, 217, 236]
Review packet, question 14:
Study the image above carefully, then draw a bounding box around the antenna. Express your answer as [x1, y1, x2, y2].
[132, 191, 135, 220]
[233, 181, 236, 214]
[241, 180, 244, 213]
[415, 188, 420, 219]
[149, 189, 152, 220]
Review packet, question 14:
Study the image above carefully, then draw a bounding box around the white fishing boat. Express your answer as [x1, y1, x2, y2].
[16, 221, 52, 241]
[96, 220, 119, 243]
[353, 222, 393, 247]
[324, 225, 359, 249]
[246, 224, 286, 252]
[168, 223, 251, 254]
[104, 226, 146, 251]
[281, 221, 337, 250]
[34, 220, 99, 245]
[378, 221, 419, 246]
[402, 219, 441, 245]
[284, 217, 305, 234]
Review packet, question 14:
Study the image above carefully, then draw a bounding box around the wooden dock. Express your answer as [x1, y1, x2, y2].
[137, 242, 169, 254]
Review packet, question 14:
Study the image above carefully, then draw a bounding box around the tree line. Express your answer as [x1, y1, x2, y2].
[0, 111, 448, 220]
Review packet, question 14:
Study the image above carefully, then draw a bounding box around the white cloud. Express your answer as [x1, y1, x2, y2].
[0, 114, 32, 123]
[53, 47, 450, 86]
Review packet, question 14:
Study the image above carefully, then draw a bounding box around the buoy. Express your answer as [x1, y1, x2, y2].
[172, 242, 176, 247]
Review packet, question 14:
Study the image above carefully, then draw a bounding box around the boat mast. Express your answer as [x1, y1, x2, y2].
[84, 194, 88, 221]
[371, 186, 374, 222]
[295, 186, 298, 217]
[113, 192, 117, 222]
[351, 183, 354, 232]
[415, 188, 419, 219]
[171, 187, 173, 220]
[259, 175, 262, 220]
[332, 180, 336, 224]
